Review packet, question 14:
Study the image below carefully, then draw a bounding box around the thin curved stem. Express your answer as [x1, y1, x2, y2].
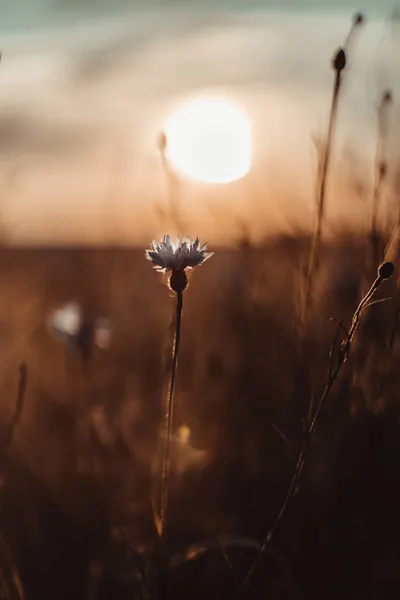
[240, 273, 386, 594]
[301, 68, 342, 338]
[302, 15, 363, 332]
[1, 363, 28, 484]
[160, 144, 184, 234]
[239, 368, 339, 594]
[6, 363, 28, 451]
[368, 91, 391, 273]
[160, 290, 183, 541]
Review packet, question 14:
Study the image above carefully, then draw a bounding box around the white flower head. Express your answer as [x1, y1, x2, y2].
[46, 302, 112, 350]
[46, 302, 81, 339]
[145, 235, 213, 274]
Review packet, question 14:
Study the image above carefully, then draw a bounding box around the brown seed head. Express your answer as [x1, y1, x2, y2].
[353, 13, 364, 26]
[332, 48, 346, 71]
[378, 261, 394, 280]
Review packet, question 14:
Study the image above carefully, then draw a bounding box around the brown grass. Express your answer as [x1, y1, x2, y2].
[0, 239, 398, 599]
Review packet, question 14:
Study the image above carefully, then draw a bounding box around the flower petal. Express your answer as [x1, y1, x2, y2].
[146, 235, 213, 274]
[146, 251, 167, 268]
[174, 235, 181, 253]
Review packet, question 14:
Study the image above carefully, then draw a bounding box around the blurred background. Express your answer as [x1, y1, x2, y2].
[0, 2, 400, 600]
[0, 0, 400, 244]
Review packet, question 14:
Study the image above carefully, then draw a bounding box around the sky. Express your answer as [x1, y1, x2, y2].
[0, 1, 399, 245]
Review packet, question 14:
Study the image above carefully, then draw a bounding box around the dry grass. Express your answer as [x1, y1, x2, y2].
[0, 239, 398, 599]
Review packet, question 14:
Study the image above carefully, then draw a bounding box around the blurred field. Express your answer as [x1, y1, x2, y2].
[0, 239, 399, 599]
[2, 2, 400, 598]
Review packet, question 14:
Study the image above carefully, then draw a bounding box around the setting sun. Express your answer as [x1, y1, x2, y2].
[163, 98, 252, 184]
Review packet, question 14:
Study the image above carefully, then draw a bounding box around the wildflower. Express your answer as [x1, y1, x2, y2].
[146, 235, 213, 273]
[46, 302, 111, 358]
[47, 302, 81, 339]
[145, 235, 213, 293]
[145, 235, 213, 539]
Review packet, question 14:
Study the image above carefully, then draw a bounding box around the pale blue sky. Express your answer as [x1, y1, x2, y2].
[0, 0, 398, 32]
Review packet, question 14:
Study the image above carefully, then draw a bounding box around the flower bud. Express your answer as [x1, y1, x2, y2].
[382, 90, 393, 104]
[169, 269, 188, 293]
[332, 48, 346, 71]
[378, 261, 394, 280]
[353, 13, 364, 26]
[379, 162, 387, 179]
[157, 131, 167, 152]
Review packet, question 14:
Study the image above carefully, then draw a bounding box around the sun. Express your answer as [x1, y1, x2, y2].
[163, 98, 252, 184]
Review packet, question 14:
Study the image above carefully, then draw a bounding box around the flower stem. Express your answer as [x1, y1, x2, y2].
[300, 11, 365, 338]
[301, 66, 342, 338]
[160, 290, 183, 541]
[1, 363, 28, 484]
[240, 272, 387, 594]
[159, 136, 184, 234]
[367, 91, 392, 275]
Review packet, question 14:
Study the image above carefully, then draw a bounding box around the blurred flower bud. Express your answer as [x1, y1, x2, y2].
[332, 48, 346, 71]
[382, 90, 393, 104]
[158, 131, 167, 152]
[379, 162, 387, 179]
[353, 13, 364, 25]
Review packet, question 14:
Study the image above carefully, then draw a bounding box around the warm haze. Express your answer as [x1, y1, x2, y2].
[1, 3, 400, 600]
[0, 0, 399, 246]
